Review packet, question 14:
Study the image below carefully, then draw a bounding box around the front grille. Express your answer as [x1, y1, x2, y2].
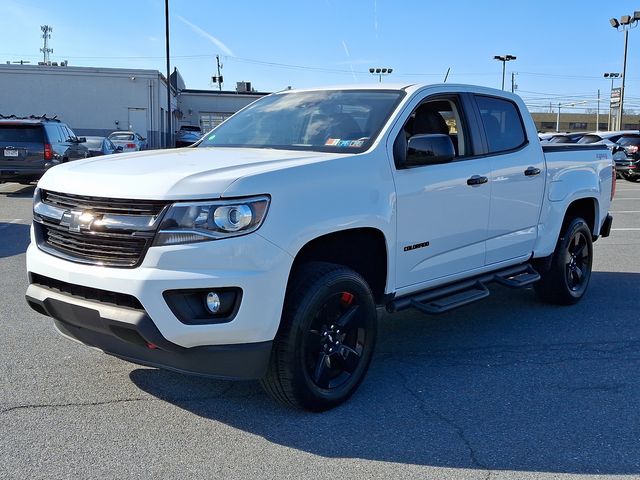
[30, 273, 144, 310]
[41, 190, 167, 216]
[36, 190, 168, 267]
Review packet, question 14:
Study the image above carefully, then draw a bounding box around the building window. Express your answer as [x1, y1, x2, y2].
[598, 123, 608, 131]
[624, 123, 639, 130]
[200, 113, 233, 132]
[569, 122, 587, 130]
[540, 122, 555, 130]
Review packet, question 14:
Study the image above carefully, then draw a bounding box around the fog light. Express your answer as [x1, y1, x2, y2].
[205, 292, 221, 314]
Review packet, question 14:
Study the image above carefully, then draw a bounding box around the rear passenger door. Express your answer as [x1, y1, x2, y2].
[473, 95, 545, 265]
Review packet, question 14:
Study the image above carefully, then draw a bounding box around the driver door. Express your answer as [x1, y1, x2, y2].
[391, 92, 492, 291]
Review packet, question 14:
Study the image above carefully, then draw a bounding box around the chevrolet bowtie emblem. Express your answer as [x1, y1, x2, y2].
[60, 210, 96, 233]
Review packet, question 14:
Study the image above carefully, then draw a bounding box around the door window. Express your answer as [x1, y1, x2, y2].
[394, 98, 469, 168]
[475, 96, 526, 153]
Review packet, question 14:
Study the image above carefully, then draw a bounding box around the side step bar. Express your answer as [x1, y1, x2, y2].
[387, 263, 540, 315]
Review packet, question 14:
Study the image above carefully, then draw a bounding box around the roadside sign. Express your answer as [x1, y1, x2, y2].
[611, 87, 621, 108]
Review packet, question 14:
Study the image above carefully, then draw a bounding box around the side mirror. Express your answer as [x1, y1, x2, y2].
[116, 145, 124, 151]
[78, 137, 87, 143]
[405, 134, 455, 167]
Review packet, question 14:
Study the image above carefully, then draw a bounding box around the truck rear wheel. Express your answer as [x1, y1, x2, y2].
[534, 217, 593, 305]
[261, 262, 377, 411]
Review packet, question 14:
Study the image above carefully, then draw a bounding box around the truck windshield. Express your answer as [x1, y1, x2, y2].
[197, 89, 404, 153]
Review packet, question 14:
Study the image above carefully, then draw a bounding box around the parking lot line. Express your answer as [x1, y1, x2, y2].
[611, 228, 640, 231]
[610, 210, 640, 213]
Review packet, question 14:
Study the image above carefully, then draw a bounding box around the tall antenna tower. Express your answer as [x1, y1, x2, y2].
[40, 25, 53, 63]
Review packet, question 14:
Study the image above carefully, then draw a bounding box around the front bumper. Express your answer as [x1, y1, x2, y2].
[25, 283, 271, 380]
[26, 230, 293, 348]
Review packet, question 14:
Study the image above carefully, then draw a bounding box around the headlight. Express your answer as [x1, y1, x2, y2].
[154, 195, 270, 246]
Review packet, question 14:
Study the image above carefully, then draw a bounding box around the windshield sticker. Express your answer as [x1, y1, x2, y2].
[208, 134, 216, 140]
[326, 138, 367, 147]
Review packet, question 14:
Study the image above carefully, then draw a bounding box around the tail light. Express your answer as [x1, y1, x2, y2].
[611, 163, 616, 200]
[126, 143, 136, 149]
[44, 143, 52, 161]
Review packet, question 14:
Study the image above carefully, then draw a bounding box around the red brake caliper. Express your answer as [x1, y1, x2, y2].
[340, 292, 354, 306]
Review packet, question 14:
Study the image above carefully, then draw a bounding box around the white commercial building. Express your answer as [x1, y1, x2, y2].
[0, 64, 266, 149]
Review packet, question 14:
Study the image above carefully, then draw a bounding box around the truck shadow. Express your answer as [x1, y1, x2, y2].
[0, 223, 30, 258]
[130, 271, 640, 475]
[0, 184, 36, 198]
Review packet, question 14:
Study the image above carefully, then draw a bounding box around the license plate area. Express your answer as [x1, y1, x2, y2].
[4, 149, 19, 157]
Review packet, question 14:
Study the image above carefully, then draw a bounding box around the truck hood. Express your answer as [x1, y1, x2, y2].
[38, 147, 340, 200]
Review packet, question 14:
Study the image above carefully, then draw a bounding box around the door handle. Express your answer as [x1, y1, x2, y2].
[467, 175, 488, 186]
[524, 166, 541, 176]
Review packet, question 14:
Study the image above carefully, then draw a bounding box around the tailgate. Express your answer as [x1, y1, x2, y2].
[0, 125, 45, 168]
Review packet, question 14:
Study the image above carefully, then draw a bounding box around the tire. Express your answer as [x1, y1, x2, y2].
[534, 217, 593, 305]
[622, 172, 639, 183]
[261, 262, 377, 411]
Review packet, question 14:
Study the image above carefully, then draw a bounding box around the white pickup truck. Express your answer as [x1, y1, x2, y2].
[26, 84, 615, 411]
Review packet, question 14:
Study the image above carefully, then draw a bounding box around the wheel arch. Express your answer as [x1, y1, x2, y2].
[287, 227, 389, 304]
[563, 196, 599, 235]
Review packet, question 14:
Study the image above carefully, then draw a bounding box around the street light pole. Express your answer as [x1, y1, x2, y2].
[165, 0, 171, 148]
[609, 12, 640, 131]
[368, 67, 393, 83]
[493, 55, 516, 91]
[556, 101, 588, 133]
[620, 27, 629, 130]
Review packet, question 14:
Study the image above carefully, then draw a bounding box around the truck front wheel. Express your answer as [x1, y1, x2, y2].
[261, 262, 377, 411]
[534, 217, 593, 305]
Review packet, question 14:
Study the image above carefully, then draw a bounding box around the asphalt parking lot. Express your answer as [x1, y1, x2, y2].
[1, 181, 639, 480]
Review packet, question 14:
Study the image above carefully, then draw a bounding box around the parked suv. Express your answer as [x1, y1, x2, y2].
[0, 115, 89, 184]
[613, 134, 640, 182]
[175, 125, 203, 147]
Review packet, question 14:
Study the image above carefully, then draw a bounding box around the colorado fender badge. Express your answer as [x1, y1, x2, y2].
[404, 241, 430, 252]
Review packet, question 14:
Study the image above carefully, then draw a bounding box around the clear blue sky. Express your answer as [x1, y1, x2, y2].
[3, 0, 640, 113]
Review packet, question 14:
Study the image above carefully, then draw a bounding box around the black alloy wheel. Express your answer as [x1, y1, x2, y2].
[565, 230, 590, 293]
[304, 291, 367, 390]
[261, 262, 377, 411]
[535, 217, 593, 305]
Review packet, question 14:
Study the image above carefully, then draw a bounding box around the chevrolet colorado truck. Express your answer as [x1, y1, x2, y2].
[25, 84, 615, 411]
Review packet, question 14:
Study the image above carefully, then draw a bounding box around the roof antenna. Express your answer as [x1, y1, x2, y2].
[443, 67, 451, 83]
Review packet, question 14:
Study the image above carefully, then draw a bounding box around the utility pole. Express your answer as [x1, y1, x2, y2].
[511, 72, 517, 93]
[596, 89, 600, 131]
[216, 55, 223, 91]
[40, 25, 53, 64]
[165, 0, 171, 148]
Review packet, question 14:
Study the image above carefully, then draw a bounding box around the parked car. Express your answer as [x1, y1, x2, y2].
[175, 125, 203, 147]
[613, 134, 640, 182]
[108, 131, 147, 152]
[577, 130, 639, 145]
[26, 84, 614, 411]
[0, 115, 89, 184]
[84, 136, 122, 157]
[545, 132, 586, 144]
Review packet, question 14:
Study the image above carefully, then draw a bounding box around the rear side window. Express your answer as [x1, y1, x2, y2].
[618, 135, 640, 146]
[577, 134, 601, 144]
[0, 125, 44, 143]
[44, 124, 62, 143]
[476, 95, 526, 153]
